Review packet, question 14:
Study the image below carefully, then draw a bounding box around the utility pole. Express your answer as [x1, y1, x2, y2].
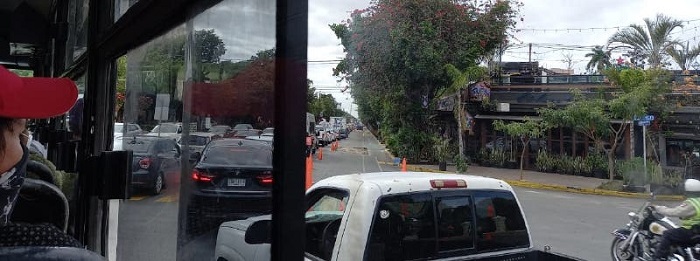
[528, 43, 532, 62]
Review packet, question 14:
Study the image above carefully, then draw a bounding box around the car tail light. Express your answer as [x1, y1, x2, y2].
[192, 169, 214, 182]
[256, 171, 273, 186]
[430, 179, 467, 189]
[138, 157, 152, 169]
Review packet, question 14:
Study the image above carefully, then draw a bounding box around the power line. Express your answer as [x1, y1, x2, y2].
[515, 18, 700, 33]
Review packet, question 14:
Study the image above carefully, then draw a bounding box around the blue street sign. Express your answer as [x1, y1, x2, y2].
[637, 120, 651, 126]
[634, 115, 655, 122]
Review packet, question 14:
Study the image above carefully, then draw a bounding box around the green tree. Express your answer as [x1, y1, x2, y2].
[331, 0, 519, 161]
[666, 42, 700, 71]
[195, 29, 227, 63]
[584, 46, 612, 73]
[493, 118, 548, 180]
[444, 64, 486, 161]
[608, 14, 683, 68]
[539, 69, 662, 180]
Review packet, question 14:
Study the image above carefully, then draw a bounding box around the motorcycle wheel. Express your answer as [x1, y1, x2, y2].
[611, 237, 636, 261]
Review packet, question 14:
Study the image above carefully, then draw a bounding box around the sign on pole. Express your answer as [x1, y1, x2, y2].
[154, 94, 170, 121]
[637, 120, 650, 126]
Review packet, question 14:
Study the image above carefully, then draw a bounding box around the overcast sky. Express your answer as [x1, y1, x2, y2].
[308, 0, 700, 118]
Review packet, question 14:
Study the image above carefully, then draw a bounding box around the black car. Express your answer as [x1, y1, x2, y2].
[123, 136, 181, 195]
[189, 138, 273, 222]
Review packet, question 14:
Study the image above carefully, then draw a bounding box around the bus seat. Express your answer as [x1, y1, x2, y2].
[0, 246, 105, 261]
[11, 178, 69, 232]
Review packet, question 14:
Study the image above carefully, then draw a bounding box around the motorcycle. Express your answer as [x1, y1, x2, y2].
[611, 194, 700, 261]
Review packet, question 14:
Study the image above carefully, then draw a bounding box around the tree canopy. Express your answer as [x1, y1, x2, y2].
[331, 0, 520, 161]
[608, 14, 683, 68]
[538, 68, 668, 180]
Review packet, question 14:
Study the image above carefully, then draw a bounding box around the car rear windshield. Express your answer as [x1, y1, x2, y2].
[202, 146, 272, 166]
[181, 136, 209, 146]
[123, 139, 153, 153]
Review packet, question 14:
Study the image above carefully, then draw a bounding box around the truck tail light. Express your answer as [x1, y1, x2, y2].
[192, 169, 214, 182]
[138, 157, 152, 169]
[430, 179, 467, 189]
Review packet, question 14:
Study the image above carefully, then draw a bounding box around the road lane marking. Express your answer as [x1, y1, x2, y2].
[155, 195, 178, 203]
[129, 196, 147, 201]
[524, 190, 542, 194]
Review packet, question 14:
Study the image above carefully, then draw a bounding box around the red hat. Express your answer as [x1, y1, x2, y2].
[0, 65, 78, 119]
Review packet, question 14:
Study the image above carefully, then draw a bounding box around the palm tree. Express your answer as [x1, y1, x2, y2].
[585, 46, 612, 73]
[608, 14, 683, 68]
[666, 42, 700, 71]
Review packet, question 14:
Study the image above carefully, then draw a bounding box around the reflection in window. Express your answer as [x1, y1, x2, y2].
[366, 192, 436, 261]
[114, 0, 140, 21]
[65, 0, 89, 67]
[473, 191, 529, 253]
[436, 196, 474, 252]
[116, 0, 277, 260]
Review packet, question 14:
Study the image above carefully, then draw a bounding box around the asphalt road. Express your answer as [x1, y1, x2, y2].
[115, 130, 683, 261]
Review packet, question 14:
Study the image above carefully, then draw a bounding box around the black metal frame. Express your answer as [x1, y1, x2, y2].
[52, 0, 308, 258]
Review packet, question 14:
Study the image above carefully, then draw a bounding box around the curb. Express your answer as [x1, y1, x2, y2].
[376, 162, 684, 201]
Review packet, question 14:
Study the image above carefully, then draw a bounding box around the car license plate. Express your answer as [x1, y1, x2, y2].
[228, 178, 246, 187]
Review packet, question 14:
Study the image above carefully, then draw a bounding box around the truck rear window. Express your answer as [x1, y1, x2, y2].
[365, 190, 529, 260]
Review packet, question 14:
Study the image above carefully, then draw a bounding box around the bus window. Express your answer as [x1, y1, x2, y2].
[115, 0, 276, 260]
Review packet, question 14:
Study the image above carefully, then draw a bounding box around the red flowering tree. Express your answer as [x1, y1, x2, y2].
[191, 50, 275, 124]
[331, 0, 521, 161]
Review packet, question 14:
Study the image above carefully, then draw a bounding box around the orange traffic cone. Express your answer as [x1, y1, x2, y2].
[317, 147, 323, 160]
[305, 155, 313, 190]
[401, 157, 407, 172]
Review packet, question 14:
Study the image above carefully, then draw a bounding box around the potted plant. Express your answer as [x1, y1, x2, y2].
[433, 138, 452, 171]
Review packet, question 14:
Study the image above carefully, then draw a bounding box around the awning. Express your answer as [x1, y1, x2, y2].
[474, 115, 542, 121]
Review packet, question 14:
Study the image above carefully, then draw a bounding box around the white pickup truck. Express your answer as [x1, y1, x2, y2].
[213, 172, 583, 261]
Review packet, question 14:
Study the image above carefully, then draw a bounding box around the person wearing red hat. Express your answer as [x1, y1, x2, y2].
[0, 65, 82, 247]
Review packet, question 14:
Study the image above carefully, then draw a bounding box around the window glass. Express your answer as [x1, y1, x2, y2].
[436, 196, 474, 252]
[65, 0, 89, 68]
[305, 190, 349, 260]
[366, 192, 436, 261]
[201, 146, 272, 166]
[114, 0, 140, 21]
[473, 191, 529, 252]
[116, 0, 276, 260]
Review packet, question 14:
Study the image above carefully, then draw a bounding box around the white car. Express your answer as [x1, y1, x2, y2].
[177, 132, 221, 154]
[147, 122, 182, 140]
[114, 123, 143, 137]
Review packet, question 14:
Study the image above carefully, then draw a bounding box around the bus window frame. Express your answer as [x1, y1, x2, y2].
[48, 0, 308, 259]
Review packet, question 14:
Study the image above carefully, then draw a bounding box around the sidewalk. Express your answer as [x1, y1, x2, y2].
[392, 162, 684, 201]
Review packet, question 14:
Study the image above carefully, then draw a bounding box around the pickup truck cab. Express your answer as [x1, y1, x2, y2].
[214, 172, 582, 261]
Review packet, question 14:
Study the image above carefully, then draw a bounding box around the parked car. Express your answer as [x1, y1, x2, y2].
[122, 136, 181, 195]
[233, 123, 254, 130]
[262, 127, 274, 135]
[188, 139, 273, 223]
[338, 128, 349, 139]
[226, 129, 262, 138]
[178, 132, 222, 156]
[208, 125, 233, 135]
[147, 122, 183, 140]
[114, 122, 144, 137]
